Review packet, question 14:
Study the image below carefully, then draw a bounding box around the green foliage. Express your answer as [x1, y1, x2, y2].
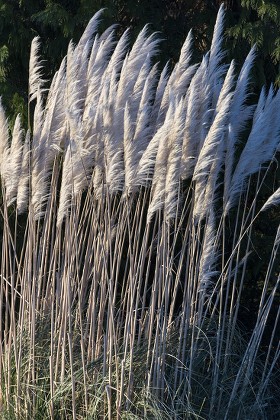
[0, 45, 8, 82]
[226, 0, 280, 87]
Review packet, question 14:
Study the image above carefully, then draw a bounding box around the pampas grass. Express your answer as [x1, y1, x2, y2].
[0, 5, 279, 419]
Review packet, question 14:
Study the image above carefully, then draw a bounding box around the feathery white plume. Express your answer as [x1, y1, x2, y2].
[225, 89, 280, 212]
[135, 124, 163, 189]
[147, 102, 174, 222]
[116, 27, 159, 113]
[260, 187, 280, 212]
[165, 98, 185, 221]
[103, 78, 125, 194]
[177, 30, 193, 74]
[168, 29, 193, 88]
[252, 86, 266, 125]
[31, 62, 67, 218]
[76, 9, 104, 54]
[230, 46, 257, 136]
[123, 103, 135, 192]
[66, 41, 85, 128]
[29, 36, 45, 102]
[198, 210, 219, 294]
[17, 130, 31, 214]
[57, 144, 73, 226]
[31, 89, 45, 217]
[132, 63, 158, 149]
[83, 34, 116, 127]
[0, 98, 9, 181]
[223, 48, 257, 206]
[193, 91, 233, 220]
[216, 60, 235, 112]
[151, 62, 170, 130]
[180, 56, 209, 180]
[208, 4, 226, 78]
[5, 115, 24, 206]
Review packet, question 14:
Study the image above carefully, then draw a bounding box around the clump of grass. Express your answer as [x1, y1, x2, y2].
[0, 4, 279, 419]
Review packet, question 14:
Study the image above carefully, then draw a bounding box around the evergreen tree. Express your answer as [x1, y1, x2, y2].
[226, 0, 280, 87]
